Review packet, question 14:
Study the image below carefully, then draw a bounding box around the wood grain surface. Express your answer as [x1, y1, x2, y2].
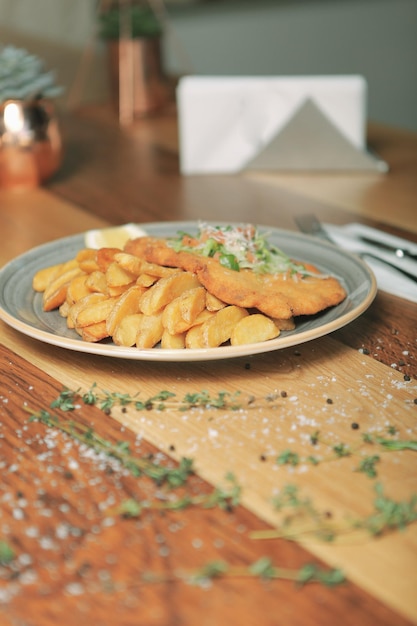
[1, 342, 413, 626]
[1, 319, 416, 624]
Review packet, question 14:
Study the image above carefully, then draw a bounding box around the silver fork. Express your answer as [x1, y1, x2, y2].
[295, 214, 417, 284]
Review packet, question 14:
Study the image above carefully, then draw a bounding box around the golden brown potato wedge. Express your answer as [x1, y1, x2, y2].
[205, 292, 227, 312]
[271, 316, 296, 331]
[42, 267, 85, 312]
[231, 313, 280, 346]
[75, 296, 118, 328]
[135, 313, 164, 349]
[66, 293, 109, 329]
[201, 305, 249, 348]
[96, 247, 123, 272]
[80, 321, 109, 343]
[160, 329, 186, 349]
[185, 324, 205, 349]
[76, 249, 99, 273]
[162, 286, 206, 334]
[139, 272, 200, 316]
[106, 285, 145, 336]
[33, 259, 78, 292]
[112, 313, 142, 346]
[85, 270, 108, 295]
[66, 274, 92, 305]
[106, 261, 137, 288]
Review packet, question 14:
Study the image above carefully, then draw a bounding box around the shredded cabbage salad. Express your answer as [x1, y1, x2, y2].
[169, 223, 319, 277]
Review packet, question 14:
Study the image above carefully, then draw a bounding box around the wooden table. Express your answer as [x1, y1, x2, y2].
[0, 105, 416, 626]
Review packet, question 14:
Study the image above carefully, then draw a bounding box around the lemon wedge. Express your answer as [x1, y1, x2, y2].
[84, 223, 147, 249]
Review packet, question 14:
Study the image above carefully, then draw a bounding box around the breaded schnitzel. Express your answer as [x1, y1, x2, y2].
[124, 232, 347, 320]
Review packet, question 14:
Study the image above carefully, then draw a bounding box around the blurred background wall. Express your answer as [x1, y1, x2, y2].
[0, 0, 416, 131]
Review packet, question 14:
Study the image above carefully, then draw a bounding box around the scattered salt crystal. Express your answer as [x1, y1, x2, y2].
[98, 569, 112, 582]
[39, 537, 57, 550]
[25, 526, 39, 538]
[18, 553, 32, 567]
[20, 570, 38, 585]
[159, 546, 170, 557]
[12, 508, 24, 520]
[56, 523, 69, 540]
[65, 582, 84, 596]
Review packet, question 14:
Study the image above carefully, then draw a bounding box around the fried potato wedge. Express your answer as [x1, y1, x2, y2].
[76, 249, 99, 273]
[96, 247, 123, 272]
[135, 313, 164, 349]
[231, 313, 280, 346]
[33, 259, 78, 292]
[106, 285, 145, 336]
[66, 274, 92, 305]
[271, 316, 296, 331]
[75, 296, 118, 328]
[59, 300, 71, 318]
[139, 272, 200, 316]
[67, 293, 108, 329]
[161, 329, 186, 349]
[205, 292, 227, 312]
[112, 313, 144, 347]
[85, 271, 109, 295]
[201, 305, 249, 348]
[105, 261, 137, 288]
[80, 321, 109, 343]
[162, 286, 206, 334]
[42, 267, 85, 311]
[136, 273, 158, 288]
[185, 324, 205, 349]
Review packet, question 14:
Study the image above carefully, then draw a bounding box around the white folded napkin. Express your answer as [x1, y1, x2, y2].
[324, 223, 417, 303]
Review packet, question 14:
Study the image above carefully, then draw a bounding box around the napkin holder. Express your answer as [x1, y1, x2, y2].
[177, 75, 388, 175]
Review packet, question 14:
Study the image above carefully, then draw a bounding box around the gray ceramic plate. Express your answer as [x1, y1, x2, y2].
[0, 221, 377, 361]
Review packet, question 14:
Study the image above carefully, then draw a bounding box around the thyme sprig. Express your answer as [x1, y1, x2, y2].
[107, 471, 241, 518]
[51, 384, 260, 413]
[251, 483, 417, 543]
[25, 407, 194, 488]
[140, 557, 345, 587]
[276, 428, 417, 478]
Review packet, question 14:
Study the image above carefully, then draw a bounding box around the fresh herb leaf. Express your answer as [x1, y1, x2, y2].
[356, 455, 380, 478]
[276, 450, 300, 467]
[0, 540, 15, 565]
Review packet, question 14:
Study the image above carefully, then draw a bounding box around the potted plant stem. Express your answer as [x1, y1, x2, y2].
[98, 0, 168, 122]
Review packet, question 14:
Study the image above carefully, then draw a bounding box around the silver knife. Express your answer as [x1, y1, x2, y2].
[295, 214, 417, 284]
[357, 235, 417, 261]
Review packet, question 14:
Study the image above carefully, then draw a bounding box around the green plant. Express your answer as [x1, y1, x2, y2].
[98, 3, 163, 39]
[0, 45, 63, 103]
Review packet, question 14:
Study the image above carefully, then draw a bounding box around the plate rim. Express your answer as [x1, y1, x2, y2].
[0, 221, 377, 362]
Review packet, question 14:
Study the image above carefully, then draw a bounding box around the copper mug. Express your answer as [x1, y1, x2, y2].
[0, 98, 62, 189]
